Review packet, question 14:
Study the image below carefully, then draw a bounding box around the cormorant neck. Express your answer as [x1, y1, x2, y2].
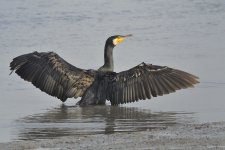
[98, 44, 115, 72]
[104, 44, 114, 70]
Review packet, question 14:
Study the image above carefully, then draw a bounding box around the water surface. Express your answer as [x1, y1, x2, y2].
[0, 0, 225, 143]
[15, 105, 193, 141]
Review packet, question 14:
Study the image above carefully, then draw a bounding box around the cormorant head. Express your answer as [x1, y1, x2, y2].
[106, 34, 132, 47]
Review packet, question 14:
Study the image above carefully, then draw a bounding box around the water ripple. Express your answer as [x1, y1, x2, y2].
[15, 105, 194, 141]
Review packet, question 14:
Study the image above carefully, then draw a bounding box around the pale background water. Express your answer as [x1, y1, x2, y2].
[0, 0, 225, 143]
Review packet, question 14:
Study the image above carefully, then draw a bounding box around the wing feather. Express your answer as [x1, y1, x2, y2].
[103, 62, 199, 105]
[10, 51, 95, 101]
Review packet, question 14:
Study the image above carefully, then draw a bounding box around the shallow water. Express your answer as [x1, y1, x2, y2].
[0, 0, 225, 143]
[14, 105, 193, 141]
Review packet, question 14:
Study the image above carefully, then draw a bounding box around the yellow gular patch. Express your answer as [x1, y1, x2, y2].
[113, 37, 125, 45]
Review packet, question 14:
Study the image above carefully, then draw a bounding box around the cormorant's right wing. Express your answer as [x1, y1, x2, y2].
[102, 62, 199, 105]
[10, 51, 95, 102]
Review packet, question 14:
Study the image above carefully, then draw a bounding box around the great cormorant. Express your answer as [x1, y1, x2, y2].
[10, 35, 199, 106]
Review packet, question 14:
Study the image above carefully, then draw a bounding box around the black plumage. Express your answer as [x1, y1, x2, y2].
[10, 35, 199, 106]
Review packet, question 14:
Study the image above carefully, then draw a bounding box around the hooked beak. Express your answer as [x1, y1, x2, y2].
[113, 34, 132, 45]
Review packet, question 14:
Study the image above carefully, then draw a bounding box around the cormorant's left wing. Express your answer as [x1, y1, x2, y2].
[102, 62, 199, 105]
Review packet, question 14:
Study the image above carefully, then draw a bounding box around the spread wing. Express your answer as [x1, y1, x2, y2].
[101, 62, 199, 105]
[10, 51, 95, 102]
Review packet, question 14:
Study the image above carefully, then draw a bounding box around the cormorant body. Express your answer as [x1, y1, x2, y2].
[10, 35, 199, 106]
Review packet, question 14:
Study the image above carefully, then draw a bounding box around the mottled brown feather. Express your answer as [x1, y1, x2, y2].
[10, 51, 95, 102]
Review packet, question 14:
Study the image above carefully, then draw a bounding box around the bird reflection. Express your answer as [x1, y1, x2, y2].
[15, 105, 193, 140]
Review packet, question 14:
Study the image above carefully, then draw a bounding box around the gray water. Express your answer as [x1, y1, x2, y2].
[0, 0, 225, 143]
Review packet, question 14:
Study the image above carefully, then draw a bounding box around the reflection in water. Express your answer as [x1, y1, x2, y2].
[15, 105, 194, 140]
